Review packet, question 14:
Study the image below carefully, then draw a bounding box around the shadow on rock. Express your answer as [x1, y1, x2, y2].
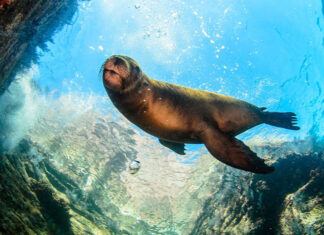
[31, 180, 72, 235]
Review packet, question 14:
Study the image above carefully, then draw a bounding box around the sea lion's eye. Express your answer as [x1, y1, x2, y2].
[104, 69, 116, 74]
[135, 66, 141, 75]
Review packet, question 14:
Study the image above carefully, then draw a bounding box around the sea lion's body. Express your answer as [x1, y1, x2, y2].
[103, 55, 300, 174]
[108, 78, 262, 142]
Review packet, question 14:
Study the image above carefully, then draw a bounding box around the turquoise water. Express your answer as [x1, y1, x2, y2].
[35, 0, 324, 143]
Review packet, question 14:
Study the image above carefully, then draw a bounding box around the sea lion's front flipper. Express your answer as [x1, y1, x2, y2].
[200, 128, 274, 174]
[159, 139, 186, 155]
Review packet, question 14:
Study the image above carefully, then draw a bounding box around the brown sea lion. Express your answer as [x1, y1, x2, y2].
[102, 55, 300, 174]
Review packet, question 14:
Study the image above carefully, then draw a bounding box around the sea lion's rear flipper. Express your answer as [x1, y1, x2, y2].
[159, 139, 186, 155]
[200, 128, 274, 174]
[263, 111, 300, 130]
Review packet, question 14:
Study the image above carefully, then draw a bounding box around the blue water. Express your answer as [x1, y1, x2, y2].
[14, 0, 324, 150]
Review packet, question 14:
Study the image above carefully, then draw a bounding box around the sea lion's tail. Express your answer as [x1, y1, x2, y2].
[263, 111, 300, 130]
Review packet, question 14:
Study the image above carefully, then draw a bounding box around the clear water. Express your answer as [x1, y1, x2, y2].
[1, 0, 324, 233]
[35, 0, 324, 142]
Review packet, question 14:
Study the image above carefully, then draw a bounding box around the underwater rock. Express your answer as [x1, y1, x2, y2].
[189, 147, 324, 235]
[0, 153, 47, 234]
[1, 104, 323, 234]
[280, 166, 324, 234]
[0, 147, 125, 234]
[0, 0, 78, 95]
[30, 180, 73, 235]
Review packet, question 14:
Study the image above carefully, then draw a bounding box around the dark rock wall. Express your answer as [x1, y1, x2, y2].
[0, 141, 118, 234]
[189, 147, 324, 235]
[0, 153, 73, 234]
[0, 0, 78, 95]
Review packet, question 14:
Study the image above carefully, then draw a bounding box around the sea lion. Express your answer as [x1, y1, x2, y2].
[102, 55, 300, 174]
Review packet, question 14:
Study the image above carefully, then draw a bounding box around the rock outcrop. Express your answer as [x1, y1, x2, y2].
[1, 103, 323, 234]
[190, 148, 324, 235]
[0, 0, 78, 94]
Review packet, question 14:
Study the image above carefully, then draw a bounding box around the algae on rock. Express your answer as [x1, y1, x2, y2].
[1, 99, 323, 234]
[0, 0, 79, 95]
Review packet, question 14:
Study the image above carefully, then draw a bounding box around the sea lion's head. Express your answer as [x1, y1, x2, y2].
[102, 55, 143, 92]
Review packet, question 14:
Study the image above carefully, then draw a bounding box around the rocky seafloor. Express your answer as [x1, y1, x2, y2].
[0, 105, 323, 235]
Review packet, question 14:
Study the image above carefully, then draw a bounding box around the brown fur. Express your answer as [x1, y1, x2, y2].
[102, 55, 299, 174]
